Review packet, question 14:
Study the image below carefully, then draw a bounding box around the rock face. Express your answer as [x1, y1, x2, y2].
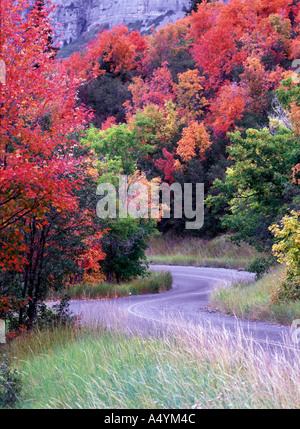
[49, 0, 191, 47]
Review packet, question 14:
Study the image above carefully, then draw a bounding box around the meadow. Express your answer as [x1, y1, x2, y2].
[3, 322, 299, 409]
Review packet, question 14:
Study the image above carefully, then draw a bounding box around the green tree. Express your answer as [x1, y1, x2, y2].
[82, 124, 158, 283]
[207, 125, 300, 250]
[82, 124, 151, 176]
[100, 218, 157, 283]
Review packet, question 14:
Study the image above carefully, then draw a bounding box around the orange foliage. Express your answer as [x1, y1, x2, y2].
[176, 121, 211, 162]
[240, 56, 284, 113]
[146, 17, 191, 70]
[176, 69, 208, 120]
[79, 232, 106, 284]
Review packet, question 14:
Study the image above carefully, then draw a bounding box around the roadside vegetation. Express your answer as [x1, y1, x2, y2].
[147, 233, 263, 270]
[1, 0, 300, 410]
[1, 324, 299, 409]
[47, 271, 172, 301]
[210, 265, 300, 326]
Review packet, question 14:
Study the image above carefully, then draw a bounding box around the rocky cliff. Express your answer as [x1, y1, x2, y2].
[49, 0, 191, 48]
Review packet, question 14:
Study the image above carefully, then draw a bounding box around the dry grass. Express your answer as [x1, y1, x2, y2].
[147, 233, 263, 269]
[47, 271, 172, 300]
[210, 265, 300, 325]
[3, 320, 299, 409]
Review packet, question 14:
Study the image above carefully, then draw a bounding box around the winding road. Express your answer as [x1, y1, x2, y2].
[66, 265, 300, 358]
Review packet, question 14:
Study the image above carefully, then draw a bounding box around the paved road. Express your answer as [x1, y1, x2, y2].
[65, 265, 300, 359]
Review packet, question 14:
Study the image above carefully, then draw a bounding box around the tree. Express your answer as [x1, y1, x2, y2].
[0, 0, 105, 327]
[81, 126, 159, 283]
[189, 0, 292, 89]
[176, 69, 208, 120]
[146, 18, 195, 77]
[270, 210, 300, 300]
[176, 121, 211, 162]
[64, 24, 148, 81]
[125, 62, 176, 116]
[207, 125, 300, 250]
[100, 218, 156, 283]
[207, 83, 247, 136]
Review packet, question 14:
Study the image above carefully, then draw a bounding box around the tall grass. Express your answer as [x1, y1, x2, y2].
[147, 233, 263, 269]
[210, 265, 300, 325]
[47, 271, 172, 301]
[5, 322, 299, 409]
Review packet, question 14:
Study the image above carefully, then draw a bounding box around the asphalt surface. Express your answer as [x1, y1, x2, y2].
[63, 265, 300, 359]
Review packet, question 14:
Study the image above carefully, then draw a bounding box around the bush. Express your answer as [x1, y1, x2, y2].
[7, 296, 76, 334]
[270, 211, 300, 301]
[272, 275, 300, 302]
[0, 355, 22, 408]
[35, 296, 76, 330]
[247, 255, 277, 280]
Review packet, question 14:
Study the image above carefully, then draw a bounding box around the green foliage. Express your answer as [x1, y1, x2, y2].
[210, 265, 300, 325]
[276, 77, 300, 110]
[100, 218, 158, 283]
[246, 255, 277, 280]
[78, 73, 131, 127]
[49, 271, 172, 300]
[82, 124, 158, 283]
[0, 355, 22, 408]
[37, 296, 76, 329]
[7, 296, 76, 332]
[83, 124, 151, 176]
[207, 125, 300, 250]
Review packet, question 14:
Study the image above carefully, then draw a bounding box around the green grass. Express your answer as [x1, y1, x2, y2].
[47, 271, 172, 301]
[209, 265, 300, 325]
[3, 324, 299, 409]
[146, 233, 263, 270]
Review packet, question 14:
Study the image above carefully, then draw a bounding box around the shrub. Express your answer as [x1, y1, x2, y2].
[246, 255, 277, 280]
[7, 296, 76, 334]
[270, 211, 300, 301]
[0, 355, 22, 408]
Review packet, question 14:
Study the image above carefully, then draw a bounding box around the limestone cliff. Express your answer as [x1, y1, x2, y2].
[49, 0, 190, 48]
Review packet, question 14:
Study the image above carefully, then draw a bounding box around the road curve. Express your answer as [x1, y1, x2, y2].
[66, 265, 300, 357]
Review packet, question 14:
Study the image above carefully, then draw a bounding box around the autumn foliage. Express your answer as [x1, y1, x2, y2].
[0, 0, 106, 326]
[1, 0, 300, 329]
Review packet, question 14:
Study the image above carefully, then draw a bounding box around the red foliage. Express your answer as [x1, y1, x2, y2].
[206, 83, 248, 136]
[101, 116, 117, 130]
[0, 295, 27, 318]
[155, 148, 176, 184]
[125, 62, 176, 116]
[190, 0, 291, 84]
[64, 24, 148, 80]
[0, 0, 93, 271]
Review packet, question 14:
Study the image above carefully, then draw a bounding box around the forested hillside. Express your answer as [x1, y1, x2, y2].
[0, 0, 299, 330]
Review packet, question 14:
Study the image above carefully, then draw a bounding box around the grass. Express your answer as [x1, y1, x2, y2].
[47, 271, 172, 301]
[209, 265, 300, 326]
[146, 233, 263, 270]
[3, 323, 299, 409]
